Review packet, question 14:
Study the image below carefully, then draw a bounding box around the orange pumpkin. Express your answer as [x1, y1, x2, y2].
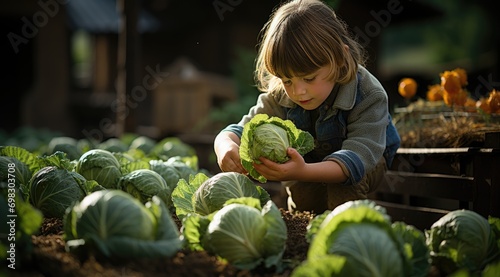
[398, 78, 417, 99]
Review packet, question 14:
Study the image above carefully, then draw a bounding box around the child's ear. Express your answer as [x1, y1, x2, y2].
[344, 44, 349, 52]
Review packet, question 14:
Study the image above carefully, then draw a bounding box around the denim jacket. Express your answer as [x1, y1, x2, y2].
[221, 66, 400, 186]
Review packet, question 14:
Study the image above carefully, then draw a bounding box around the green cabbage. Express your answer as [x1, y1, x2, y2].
[64, 190, 182, 258]
[149, 159, 182, 188]
[46, 136, 83, 160]
[75, 149, 122, 189]
[172, 172, 270, 219]
[425, 209, 500, 275]
[239, 114, 314, 183]
[296, 200, 430, 277]
[29, 166, 87, 218]
[182, 197, 287, 270]
[118, 169, 173, 208]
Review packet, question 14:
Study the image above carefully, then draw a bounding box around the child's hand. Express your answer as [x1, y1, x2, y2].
[215, 139, 247, 174]
[253, 148, 306, 181]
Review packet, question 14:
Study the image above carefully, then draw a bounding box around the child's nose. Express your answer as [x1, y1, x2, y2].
[293, 82, 307, 95]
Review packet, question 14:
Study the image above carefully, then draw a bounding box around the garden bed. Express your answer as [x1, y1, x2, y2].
[10, 210, 314, 277]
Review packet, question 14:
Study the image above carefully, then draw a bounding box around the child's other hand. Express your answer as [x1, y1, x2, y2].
[215, 140, 247, 174]
[254, 148, 306, 181]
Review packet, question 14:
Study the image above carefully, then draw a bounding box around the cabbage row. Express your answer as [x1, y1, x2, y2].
[294, 201, 500, 277]
[2, 134, 500, 276]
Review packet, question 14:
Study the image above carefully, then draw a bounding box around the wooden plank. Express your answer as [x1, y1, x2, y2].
[373, 200, 448, 230]
[380, 171, 475, 202]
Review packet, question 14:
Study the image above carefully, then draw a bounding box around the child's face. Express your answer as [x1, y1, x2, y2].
[280, 66, 335, 110]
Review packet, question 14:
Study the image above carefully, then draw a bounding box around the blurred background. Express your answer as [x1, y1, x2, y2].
[1, 0, 499, 143]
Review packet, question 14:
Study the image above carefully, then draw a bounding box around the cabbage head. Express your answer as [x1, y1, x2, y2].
[172, 172, 271, 219]
[64, 190, 182, 258]
[295, 199, 414, 277]
[425, 209, 500, 275]
[182, 198, 287, 270]
[128, 135, 156, 154]
[46, 136, 83, 160]
[118, 169, 173, 208]
[239, 114, 314, 183]
[75, 149, 122, 189]
[149, 159, 182, 189]
[29, 166, 88, 218]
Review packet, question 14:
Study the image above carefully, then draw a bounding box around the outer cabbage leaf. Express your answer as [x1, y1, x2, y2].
[165, 157, 197, 180]
[75, 149, 122, 189]
[172, 172, 270, 219]
[239, 114, 314, 183]
[149, 159, 182, 189]
[306, 199, 390, 242]
[425, 209, 500, 275]
[328, 223, 404, 277]
[64, 190, 182, 258]
[118, 169, 173, 208]
[0, 146, 44, 178]
[392, 221, 431, 277]
[0, 156, 32, 198]
[172, 173, 210, 219]
[292, 255, 346, 277]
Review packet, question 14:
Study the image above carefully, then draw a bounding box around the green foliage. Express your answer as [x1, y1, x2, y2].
[239, 114, 315, 183]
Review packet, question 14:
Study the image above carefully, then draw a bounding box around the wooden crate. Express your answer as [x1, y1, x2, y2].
[370, 132, 500, 230]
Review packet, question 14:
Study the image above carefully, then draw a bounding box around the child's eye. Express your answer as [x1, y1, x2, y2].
[304, 76, 316, 83]
[282, 80, 292, 86]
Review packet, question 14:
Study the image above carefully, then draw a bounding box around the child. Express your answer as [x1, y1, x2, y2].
[213, 0, 400, 214]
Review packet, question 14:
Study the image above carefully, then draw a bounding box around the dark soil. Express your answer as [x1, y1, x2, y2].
[10, 210, 314, 277]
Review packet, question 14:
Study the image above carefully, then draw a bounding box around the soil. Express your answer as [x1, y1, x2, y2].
[9, 210, 315, 277]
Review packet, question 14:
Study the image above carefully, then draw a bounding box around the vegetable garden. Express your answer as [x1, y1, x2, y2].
[2, 93, 500, 277]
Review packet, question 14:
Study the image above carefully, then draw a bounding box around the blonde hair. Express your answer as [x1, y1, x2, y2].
[255, 0, 366, 94]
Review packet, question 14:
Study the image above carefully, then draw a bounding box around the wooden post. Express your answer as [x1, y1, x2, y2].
[116, 0, 140, 137]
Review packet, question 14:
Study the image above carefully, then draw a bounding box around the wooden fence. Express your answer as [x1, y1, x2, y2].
[370, 132, 500, 230]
